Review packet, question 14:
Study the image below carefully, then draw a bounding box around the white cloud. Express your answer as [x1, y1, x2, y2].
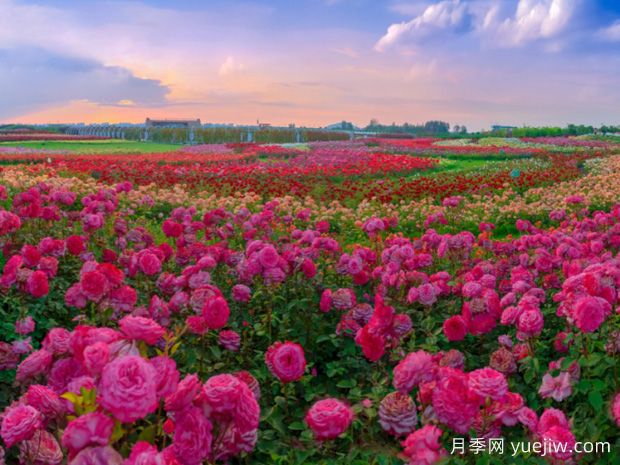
[597, 20, 620, 42]
[488, 0, 576, 46]
[332, 47, 359, 58]
[218, 56, 245, 76]
[375, 0, 471, 51]
[377, 0, 577, 51]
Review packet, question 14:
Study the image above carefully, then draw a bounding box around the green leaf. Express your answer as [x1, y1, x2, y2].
[137, 424, 157, 444]
[288, 421, 305, 430]
[337, 379, 356, 389]
[588, 390, 603, 411]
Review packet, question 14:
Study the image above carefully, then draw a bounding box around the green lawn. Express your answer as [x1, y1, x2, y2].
[0, 140, 180, 154]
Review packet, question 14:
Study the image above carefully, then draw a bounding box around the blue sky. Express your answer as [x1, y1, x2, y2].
[1, 0, 620, 129]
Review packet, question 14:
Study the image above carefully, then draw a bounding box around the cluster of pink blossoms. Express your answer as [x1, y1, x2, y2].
[0, 322, 260, 464]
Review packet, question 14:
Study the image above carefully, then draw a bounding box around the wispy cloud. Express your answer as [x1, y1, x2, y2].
[218, 56, 246, 76]
[597, 19, 620, 42]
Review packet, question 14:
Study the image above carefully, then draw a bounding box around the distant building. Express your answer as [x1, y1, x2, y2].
[258, 123, 272, 129]
[145, 118, 201, 129]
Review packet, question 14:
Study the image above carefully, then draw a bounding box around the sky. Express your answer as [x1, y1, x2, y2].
[1, 0, 620, 130]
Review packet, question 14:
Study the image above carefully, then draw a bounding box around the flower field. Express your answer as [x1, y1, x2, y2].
[0, 137, 619, 465]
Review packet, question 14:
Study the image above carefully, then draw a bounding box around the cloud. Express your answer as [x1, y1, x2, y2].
[377, 0, 577, 51]
[332, 47, 359, 58]
[218, 56, 245, 76]
[0, 47, 169, 119]
[488, 0, 576, 46]
[597, 20, 620, 42]
[375, 0, 472, 51]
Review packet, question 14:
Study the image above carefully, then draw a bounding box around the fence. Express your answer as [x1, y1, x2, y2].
[65, 126, 351, 144]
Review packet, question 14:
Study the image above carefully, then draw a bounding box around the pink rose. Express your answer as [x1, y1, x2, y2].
[219, 330, 241, 352]
[611, 393, 620, 427]
[69, 446, 123, 465]
[319, 289, 333, 313]
[138, 252, 162, 276]
[42, 328, 71, 355]
[83, 342, 110, 376]
[172, 407, 212, 465]
[150, 355, 180, 399]
[393, 351, 436, 393]
[26, 270, 49, 298]
[442, 315, 467, 342]
[539, 372, 572, 402]
[165, 374, 201, 412]
[231, 284, 251, 303]
[62, 412, 114, 456]
[15, 316, 35, 335]
[258, 246, 279, 269]
[18, 430, 62, 465]
[540, 426, 575, 460]
[468, 368, 508, 400]
[516, 308, 544, 337]
[201, 374, 243, 417]
[24, 384, 65, 421]
[265, 341, 306, 383]
[305, 398, 353, 440]
[80, 271, 108, 301]
[16, 349, 53, 383]
[401, 425, 448, 465]
[125, 441, 165, 465]
[98, 355, 158, 423]
[202, 297, 230, 330]
[0, 404, 41, 447]
[119, 315, 165, 345]
[538, 408, 570, 434]
[572, 296, 610, 333]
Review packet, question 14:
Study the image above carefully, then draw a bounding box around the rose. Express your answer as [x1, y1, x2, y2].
[66, 235, 86, 256]
[80, 271, 108, 301]
[258, 246, 279, 268]
[202, 297, 230, 330]
[401, 425, 448, 465]
[468, 367, 508, 400]
[119, 316, 165, 345]
[83, 342, 110, 376]
[572, 296, 610, 333]
[150, 355, 180, 399]
[16, 349, 53, 383]
[98, 355, 157, 423]
[24, 385, 65, 420]
[201, 374, 242, 417]
[265, 341, 306, 383]
[231, 284, 251, 303]
[305, 399, 353, 440]
[172, 407, 212, 465]
[26, 270, 49, 298]
[15, 316, 35, 335]
[138, 252, 162, 276]
[393, 351, 436, 393]
[165, 374, 201, 412]
[218, 330, 241, 352]
[69, 446, 123, 465]
[61, 412, 114, 456]
[0, 404, 41, 447]
[19, 430, 62, 465]
[442, 315, 467, 341]
[42, 328, 71, 355]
